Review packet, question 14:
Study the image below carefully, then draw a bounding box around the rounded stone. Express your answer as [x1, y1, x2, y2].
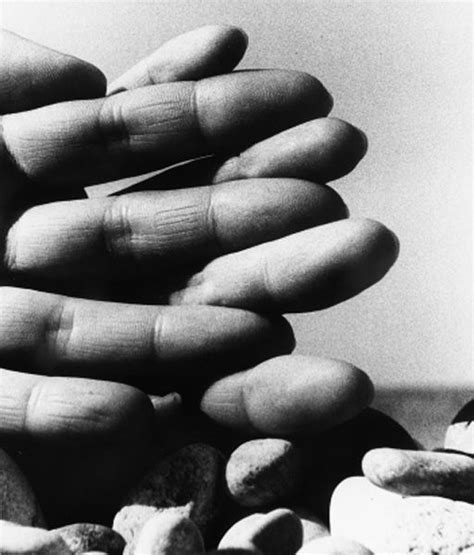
[0, 520, 72, 554]
[54, 523, 125, 554]
[330, 476, 474, 554]
[362, 447, 474, 502]
[445, 399, 474, 454]
[133, 511, 204, 554]
[218, 508, 303, 555]
[226, 439, 301, 507]
[113, 444, 224, 546]
[0, 448, 45, 527]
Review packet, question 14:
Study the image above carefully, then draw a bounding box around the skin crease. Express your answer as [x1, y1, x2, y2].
[0, 25, 401, 526]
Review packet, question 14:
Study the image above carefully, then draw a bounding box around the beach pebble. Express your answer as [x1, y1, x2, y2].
[0, 449, 45, 527]
[445, 399, 474, 455]
[226, 439, 301, 507]
[296, 535, 373, 554]
[113, 444, 224, 546]
[330, 476, 474, 553]
[54, 523, 125, 554]
[218, 508, 302, 555]
[291, 506, 329, 543]
[132, 511, 204, 554]
[301, 408, 417, 519]
[0, 520, 72, 554]
[362, 447, 474, 502]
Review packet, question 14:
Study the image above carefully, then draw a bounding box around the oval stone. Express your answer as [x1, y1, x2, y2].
[0, 449, 45, 527]
[133, 511, 204, 554]
[113, 444, 224, 546]
[362, 447, 474, 502]
[226, 439, 301, 507]
[330, 477, 474, 554]
[218, 508, 303, 555]
[54, 523, 125, 554]
[445, 399, 474, 454]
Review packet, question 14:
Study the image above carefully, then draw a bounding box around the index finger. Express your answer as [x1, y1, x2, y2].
[1, 70, 332, 188]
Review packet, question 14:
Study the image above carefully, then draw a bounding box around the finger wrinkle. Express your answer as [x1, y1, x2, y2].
[42, 300, 75, 372]
[101, 196, 134, 263]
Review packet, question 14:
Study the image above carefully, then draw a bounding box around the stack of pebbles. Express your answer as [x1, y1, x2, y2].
[1, 400, 473, 554]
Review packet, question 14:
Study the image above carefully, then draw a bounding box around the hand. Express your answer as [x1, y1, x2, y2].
[0, 26, 398, 524]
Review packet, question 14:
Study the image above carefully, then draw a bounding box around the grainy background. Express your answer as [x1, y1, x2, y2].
[2, 0, 472, 444]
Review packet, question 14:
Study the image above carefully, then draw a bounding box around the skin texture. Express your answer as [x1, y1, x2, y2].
[0, 25, 397, 524]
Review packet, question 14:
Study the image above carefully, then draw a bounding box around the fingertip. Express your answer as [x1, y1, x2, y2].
[242, 356, 374, 436]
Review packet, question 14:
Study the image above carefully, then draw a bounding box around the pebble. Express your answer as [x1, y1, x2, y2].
[54, 523, 125, 554]
[132, 511, 204, 554]
[445, 399, 474, 454]
[301, 408, 418, 519]
[362, 447, 474, 502]
[0, 520, 72, 554]
[290, 506, 329, 543]
[330, 476, 474, 553]
[296, 535, 373, 554]
[218, 508, 302, 555]
[113, 444, 224, 546]
[225, 439, 301, 507]
[0, 449, 45, 527]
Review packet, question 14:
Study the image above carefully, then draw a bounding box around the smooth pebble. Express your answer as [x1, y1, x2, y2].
[226, 439, 301, 507]
[330, 476, 474, 553]
[0, 449, 45, 527]
[445, 399, 474, 455]
[218, 508, 302, 555]
[362, 447, 474, 502]
[132, 511, 204, 554]
[54, 523, 125, 554]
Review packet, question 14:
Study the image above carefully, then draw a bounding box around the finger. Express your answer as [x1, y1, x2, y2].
[0, 30, 106, 114]
[169, 218, 399, 313]
[200, 355, 374, 436]
[362, 448, 474, 503]
[0, 287, 294, 380]
[1, 70, 332, 188]
[108, 25, 248, 94]
[129, 118, 368, 191]
[5, 179, 347, 279]
[0, 368, 155, 523]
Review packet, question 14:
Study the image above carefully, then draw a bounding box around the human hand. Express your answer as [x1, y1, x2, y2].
[0, 26, 397, 523]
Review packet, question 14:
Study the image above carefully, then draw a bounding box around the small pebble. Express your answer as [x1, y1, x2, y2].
[54, 523, 125, 554]
[113, 444, 224, 546]
[290, 506, 329, 543]
[0, 449, 45, 527]
[362, 447, 474, 502]
[226, 439, 301, 507]
[330, 476, 474, 553]
[0, 520, 72, 554]
[296, 535, 373, 554]
[445, 399, 474, 454]
[132, 511, 204, 554]
[218, 508, 302, 555]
